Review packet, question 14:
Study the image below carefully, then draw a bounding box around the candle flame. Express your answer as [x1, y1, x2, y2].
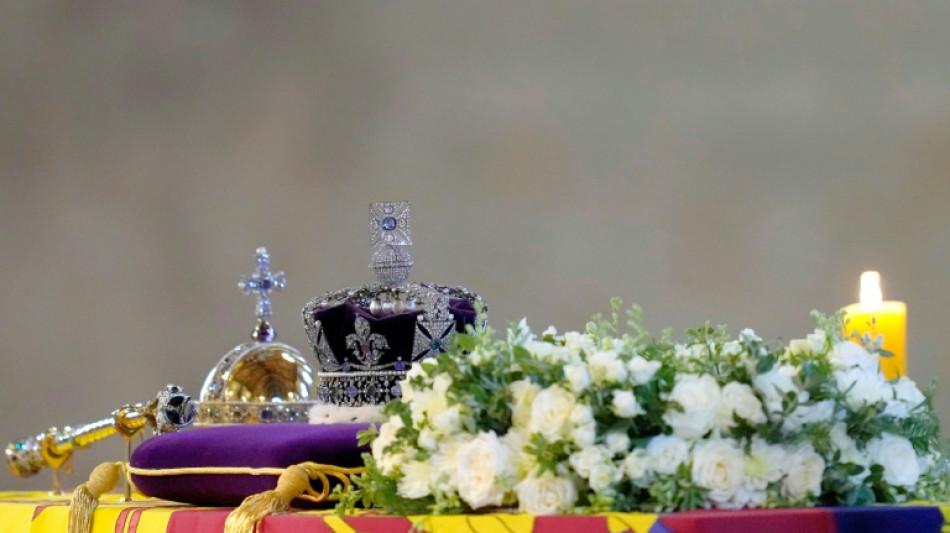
[859, 271, 883, 308]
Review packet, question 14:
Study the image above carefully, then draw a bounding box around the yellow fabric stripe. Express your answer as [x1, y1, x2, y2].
[0, 500, 37, 533]
[604, 512, 659, 533]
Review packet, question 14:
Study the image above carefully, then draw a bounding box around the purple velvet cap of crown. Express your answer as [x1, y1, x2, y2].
[131, 423, 368, 506]
[312, 298, 477, 368]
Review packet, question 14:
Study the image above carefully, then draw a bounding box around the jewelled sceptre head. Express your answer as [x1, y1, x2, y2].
[4, 385, 195, 494]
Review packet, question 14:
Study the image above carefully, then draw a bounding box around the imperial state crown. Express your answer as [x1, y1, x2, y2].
[302, 202, 484, 407]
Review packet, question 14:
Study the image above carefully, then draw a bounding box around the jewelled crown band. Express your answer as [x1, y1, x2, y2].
[301, 202, 485, 407]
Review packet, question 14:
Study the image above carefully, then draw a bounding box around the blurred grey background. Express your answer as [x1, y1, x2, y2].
[2, 2, 950, 490]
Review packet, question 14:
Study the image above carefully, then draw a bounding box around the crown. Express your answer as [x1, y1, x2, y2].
[302, 202, 485, 407]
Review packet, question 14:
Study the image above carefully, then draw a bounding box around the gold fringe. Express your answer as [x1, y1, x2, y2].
[67, 461, 125, 533]
[223, 462, 364, 533]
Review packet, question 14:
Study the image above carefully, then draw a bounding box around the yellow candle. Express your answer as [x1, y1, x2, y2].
[842, 271, 907, 380]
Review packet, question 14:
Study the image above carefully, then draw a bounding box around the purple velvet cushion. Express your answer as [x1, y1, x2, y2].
[130, 423, 368, 506]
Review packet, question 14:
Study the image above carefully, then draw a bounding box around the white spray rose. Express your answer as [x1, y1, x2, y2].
[430, 436, 464, 491]
[782, 444, 825, 501]
[744, 438, 785, 491]
[691, 439, 745, 509]
[867, 433, 920, 487]
[788, 329, 826, 356]
[456, 431, 515, 510]
[835, 367, 887, 409]
[754, 365, 803, 414]
[717, 382, 766, 432]
[663, 373, 721, 439]
[563, 331, 596, 354]
[525, 340, 556, 362]
[829, 341, 878, 372]
[563, 363, 591, 392]
[371, 415, 404, 461]
[509, 379, 541, 430]
[892, 376, 926, 405]
[589, 463, 623, 492]
[627, 356, 662, 385]
[397, 460, 433, 499]
[515, 471, 578, 515]
[647, 434, 690, 475]
[571, 423, 596, 448]
[623, 449, 651, 484]
[589, 349, 628, 384]
[431, 404, 463, 435]
[605, 431, 631, 456]
[611, 389, 645, 418]
[782, 400, 835, 433]
[528, 385, 576, 440]
[568, 446, 611, 479]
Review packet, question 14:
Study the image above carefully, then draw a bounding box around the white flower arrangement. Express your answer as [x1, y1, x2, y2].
[336, 299, 950, 514]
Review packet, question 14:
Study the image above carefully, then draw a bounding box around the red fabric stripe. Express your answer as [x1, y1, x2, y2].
[259, 514, 339, 533]
[343, 515, 416, 533]
[658, 508, 835, 533]
[126, 506, 149, 533]
[114, 507, 133, 533]
[165, 508, 231, 533]
[534, 516, 611, 533]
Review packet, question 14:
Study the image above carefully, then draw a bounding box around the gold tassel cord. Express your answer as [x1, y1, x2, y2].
[67, 461, 125, 533]
[223, 462, 364, 533]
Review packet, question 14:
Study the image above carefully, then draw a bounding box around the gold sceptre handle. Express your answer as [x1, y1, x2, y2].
[5, 385, 196, 495]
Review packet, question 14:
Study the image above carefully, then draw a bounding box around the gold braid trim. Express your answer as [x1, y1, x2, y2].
[128, 463, 365, 503]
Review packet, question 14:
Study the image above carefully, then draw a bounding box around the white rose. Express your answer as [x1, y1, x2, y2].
[647, 434, 690, 475]
[627, 356, 662, 385]
[754, 365, 803, 414]
[432, 404, 463, 435]
[663, 374, 721, 439]
[892, 376, 926, 406]
[568, 446, 611, 479]
[509, 379, 541, 430]
[528, 385, 576, 440]
[835, 367, 887, 409]
[571, 423, 596, 448]
[525, 340, 556, 361]
[611, 389, 645, 418]
[782, 444, 825, 501]
[589, 349, 628, 384]
[501, 429, 536, 479]
[430, 436, 464, 491]
[691, 439, 745, 509]
[829, 341, 879, 372]
[740, 329, 762, 343]
[456, 431, 514, 509]
[418, 427, 438, 450]
[605, 430, 631, 456]
[397, 460, 433, 499]
[717, 382, 766, 432]
[563, 331, 596, 354]
[589, 463, 623, 492]
[787, 329, 826, 357]
[563, 363, 591, 392]
[515, 471, 578, 515]
[867, 433, 920, 487]
[722, 341, 742, 356]
[569, 404, 594, 425]
[371, 415, 404, 462]
[782, 400, 835, 433]
[744, 438, 785, 490]
[377, 451, 406, 477]
[623, 449, 651, 483]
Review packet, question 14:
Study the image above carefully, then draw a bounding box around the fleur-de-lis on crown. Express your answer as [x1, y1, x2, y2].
[345, 316, 390, 368]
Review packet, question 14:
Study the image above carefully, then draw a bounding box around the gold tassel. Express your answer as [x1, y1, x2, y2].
[67, 461, 125, 533]
[224, 463, 348, 533]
